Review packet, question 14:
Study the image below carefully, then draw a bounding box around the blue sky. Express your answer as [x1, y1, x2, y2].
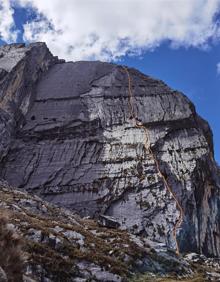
[0, 1, 220, 163]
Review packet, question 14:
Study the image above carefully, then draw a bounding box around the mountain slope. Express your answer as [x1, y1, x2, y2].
[0, 43, 219, 264]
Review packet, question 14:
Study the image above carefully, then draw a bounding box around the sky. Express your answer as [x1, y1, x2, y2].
[0, 0, 220, 163]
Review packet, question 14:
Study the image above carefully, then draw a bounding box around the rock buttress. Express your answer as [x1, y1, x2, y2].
[0, 42, 63, 161]
[0, 43, 219, 257]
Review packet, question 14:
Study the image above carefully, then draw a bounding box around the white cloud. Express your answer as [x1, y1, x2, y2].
[217, 62, 220, 75]
[0, 0, 18, 42]
[4, 0, 220, 61]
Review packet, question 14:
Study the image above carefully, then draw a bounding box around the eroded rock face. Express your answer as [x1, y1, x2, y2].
[0, 42, 62, 161]
[0, 43, 219, 258]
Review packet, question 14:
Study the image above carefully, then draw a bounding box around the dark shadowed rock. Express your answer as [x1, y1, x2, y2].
[0, 42, 62, 162]
[98, 214, 121, 229]
[0, 43, 219, 261]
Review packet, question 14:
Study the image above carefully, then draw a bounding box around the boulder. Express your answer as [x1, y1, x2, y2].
[98, 215, 120, 229]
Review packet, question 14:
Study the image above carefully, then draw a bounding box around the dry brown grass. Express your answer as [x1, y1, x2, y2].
[0, 211, 25, 282]
[129, 274, 205, 282]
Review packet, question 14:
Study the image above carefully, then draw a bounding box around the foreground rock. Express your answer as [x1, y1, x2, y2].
[0, 43, 219, 257]
[1, 184, 220, 281]
[0, 183, 195, 282]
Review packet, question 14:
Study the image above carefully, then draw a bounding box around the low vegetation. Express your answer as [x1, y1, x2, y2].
[129, 274, 205, 282]
[0, 212, 25, 282]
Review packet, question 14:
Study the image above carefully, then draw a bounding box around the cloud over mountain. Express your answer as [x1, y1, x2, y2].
[217, 62, 220, 74]
[0, 0, 17, 42]
[1, 0, 220, 60]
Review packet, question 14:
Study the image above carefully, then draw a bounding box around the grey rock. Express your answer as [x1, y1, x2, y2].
[77, 261, 122, 282]
[0, 43, 219, 259]
[63, 230, 85, 246]
[23, 275, 37, 282]
[205, 271, 220, 281]
[0, 42, 62, 163]
[73, 279, 87, 282]
[98, 214, 120, 229]
[26, 228, 42, 242]
[0, 267, 7, 282]
[53, 225, 64, 233]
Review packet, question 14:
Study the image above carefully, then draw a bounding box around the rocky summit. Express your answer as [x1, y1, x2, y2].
[0, 43, 220, 282]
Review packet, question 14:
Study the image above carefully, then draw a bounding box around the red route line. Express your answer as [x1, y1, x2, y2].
[122, 66, 183, 255]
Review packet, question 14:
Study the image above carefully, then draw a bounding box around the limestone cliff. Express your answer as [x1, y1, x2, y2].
[0, 43, 219, 262]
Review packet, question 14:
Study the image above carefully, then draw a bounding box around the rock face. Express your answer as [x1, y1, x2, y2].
[0, 43, 62, 162]
[0, 43, 219, 259]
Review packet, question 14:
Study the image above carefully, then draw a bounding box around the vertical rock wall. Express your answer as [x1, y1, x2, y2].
[0, 43, 62, 161]
[0, 43, 219, 256]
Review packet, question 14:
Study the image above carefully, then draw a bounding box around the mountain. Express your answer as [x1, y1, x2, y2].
[0, 43, 220, 281]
